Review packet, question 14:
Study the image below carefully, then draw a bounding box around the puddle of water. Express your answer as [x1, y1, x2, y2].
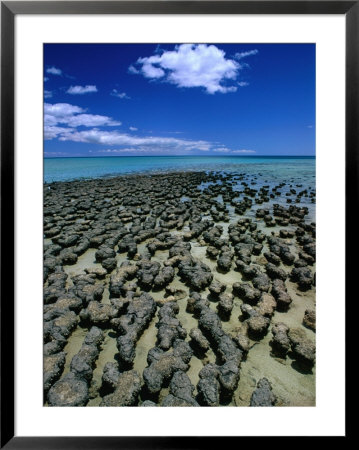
[186, 355, 203, 393]
[133, 314, 159, 375]
[177, 295, 198, 334]
[61, 327, 87, 376]
[63, 249, 99, 278]
[115, 252, 130, 267]
[151, 250, 170, 264]
[89, 330, 118, 401]
[101, 286, 111, 305]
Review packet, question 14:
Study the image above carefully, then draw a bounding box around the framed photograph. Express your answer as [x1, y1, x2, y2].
[1, 1, 353, 446]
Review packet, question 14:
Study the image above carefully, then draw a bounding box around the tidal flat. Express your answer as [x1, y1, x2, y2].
[43, 170, 316, 407]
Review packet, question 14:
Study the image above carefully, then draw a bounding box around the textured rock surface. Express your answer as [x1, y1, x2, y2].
[48, 373, 89, 406]
[44, 170, 316, 407]
[250, 378, 276, 406]
[100, 370, 142, 406]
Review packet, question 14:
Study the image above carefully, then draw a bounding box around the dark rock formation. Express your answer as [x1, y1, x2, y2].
[250, 378, 276, 406]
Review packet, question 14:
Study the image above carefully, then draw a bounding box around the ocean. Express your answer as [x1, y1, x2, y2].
[44, 155, 315, 183]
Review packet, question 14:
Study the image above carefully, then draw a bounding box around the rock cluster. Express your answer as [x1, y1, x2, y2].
[44, 170, 316, 407]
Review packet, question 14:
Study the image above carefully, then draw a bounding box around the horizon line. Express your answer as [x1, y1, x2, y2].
[44, 154, 315, 159]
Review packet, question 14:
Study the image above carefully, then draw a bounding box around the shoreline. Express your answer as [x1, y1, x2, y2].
[44, 169, 316, 407]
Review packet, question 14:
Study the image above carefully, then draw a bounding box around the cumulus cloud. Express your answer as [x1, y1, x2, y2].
[66, 85, 98, 95]
[44, 102, 121, 138]
[131, 44, 257, 94]
[45, 103, 84, 117]
[111, 89, 130, 99]
[44, 77, 49, 82]
[44, 126, 75, 140]
[129, 127, 138, 131]
[138, 58, 165, 79]
[46, 66, 62, 76]
[44, 90, 53, 99]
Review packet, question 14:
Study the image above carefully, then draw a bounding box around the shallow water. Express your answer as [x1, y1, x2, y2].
[62, 327, 87, 377]
[44, 155, 315, 186]
[133, 315, 159, 376]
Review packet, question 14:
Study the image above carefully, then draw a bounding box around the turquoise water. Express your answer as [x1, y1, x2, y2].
[44, 155, 315, 184]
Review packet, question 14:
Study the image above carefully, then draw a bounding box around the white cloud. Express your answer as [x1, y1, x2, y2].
[65, 114, 121, 127]
[128, 65, 140, 74]
[111, 89, 130, 99]
[234, 49, 258, 60]
[238, 81, 249, 87]
[46, 66, 62, 76]
[98, 148, 173, 155]
[44, 114, 59, 126]
[235, 49, 259, 60]
[66, 85, 98, 95]
[44, 103, 121, 130]
[44, 90, 53, 99]
[93, 147, 198, 156]
[44, 103, 84, 117]
[44, 151, 69, 156]
[213, 148, 256, 154]
[137, 57, 166, 79]
[91, 146, 256, 156]
[43, 100, 255, 156]
[44, 77, 49, 82]
[44, 126, 75, 140]
[57, 128, 211, 153]
[231, 149, 256, 154]
[132, 44, 251, 94]
[98, 149, 135, 153]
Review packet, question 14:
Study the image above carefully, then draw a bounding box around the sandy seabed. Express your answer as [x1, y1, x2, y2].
[43, 170, 316, 407]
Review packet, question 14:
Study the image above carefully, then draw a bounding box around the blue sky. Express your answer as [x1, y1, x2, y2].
[44, 43, 315, 157]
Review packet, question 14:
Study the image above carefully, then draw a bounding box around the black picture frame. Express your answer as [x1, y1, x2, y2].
[1, 1, 353, 447]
